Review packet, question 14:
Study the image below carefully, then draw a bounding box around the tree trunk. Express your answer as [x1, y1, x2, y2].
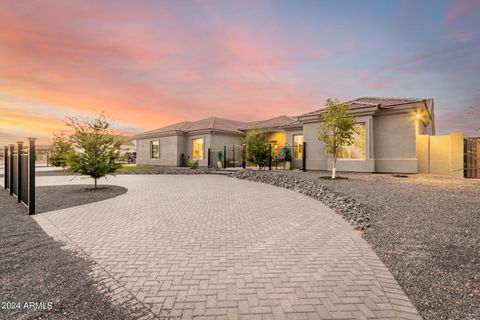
[94, 178, 97, 189]
[332, 157, 336, 180]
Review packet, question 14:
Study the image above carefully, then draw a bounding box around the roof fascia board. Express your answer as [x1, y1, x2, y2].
[298, 106, 378, 123]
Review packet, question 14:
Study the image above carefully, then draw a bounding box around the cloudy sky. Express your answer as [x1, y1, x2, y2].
[1, 0, 479, 145]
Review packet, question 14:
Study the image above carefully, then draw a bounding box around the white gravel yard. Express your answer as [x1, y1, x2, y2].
[233, 170, 480, 320]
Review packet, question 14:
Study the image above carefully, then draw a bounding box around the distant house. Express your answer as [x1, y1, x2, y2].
[134, 117, 246, 167]
[134, 97, 436, 173]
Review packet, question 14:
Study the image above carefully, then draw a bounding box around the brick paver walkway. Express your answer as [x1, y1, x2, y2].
[34, 175, 421, 320]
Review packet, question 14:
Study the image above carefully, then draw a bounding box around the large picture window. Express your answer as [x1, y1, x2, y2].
[337, 123, 366, 160]
[293, 135, 303, 160]
[192, 138, 204, 160]
[150, 140, 159, 159]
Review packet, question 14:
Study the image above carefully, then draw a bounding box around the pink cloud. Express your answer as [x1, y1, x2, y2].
[0, 0, 332, 143]
[444, 0, 480, 25]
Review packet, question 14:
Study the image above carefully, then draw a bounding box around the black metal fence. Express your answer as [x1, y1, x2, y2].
[207, 142, 307, 171]
[267, 144, 306, 171]
[208, 146, 244, 169]
[3, 139, 36, 214]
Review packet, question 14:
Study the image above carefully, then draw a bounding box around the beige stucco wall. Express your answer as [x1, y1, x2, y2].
[303, 116, 375, 172]
[416, 134, 430, 174]
[177, 135, 187, 166]
[429, 133, 464, 177]
[136, 135, 179, 166]
[285, 129, 303, 146]
[302, 122, 328, 170]
[417, 133, 464, 177]
[210, 134, 244, 150]
[373, 112, 418, 173]
[136, 133, 244, 167]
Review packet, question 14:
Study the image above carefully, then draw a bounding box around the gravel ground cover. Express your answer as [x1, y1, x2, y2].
[0, 185, 144, 320]
[36, 184, 127, 213]
[232, 170, 480, 320]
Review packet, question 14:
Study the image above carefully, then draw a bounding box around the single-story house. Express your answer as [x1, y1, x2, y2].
[298, 97, 435, 173]
[134, 97, 436, 173]
[134, 117, 246, 167]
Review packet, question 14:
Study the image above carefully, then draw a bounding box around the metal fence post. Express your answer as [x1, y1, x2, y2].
[242, 145, 246, 169]
[223, 146, 227, 169]
[268, 144, 272, 171]
[16, 141, 23, 202]
[3, 146, 8, 189]
[302, 142, 307, 172]
[9, 144, 14, 195]
[28, 138, 36, 215]
[207, 148, 211, 168]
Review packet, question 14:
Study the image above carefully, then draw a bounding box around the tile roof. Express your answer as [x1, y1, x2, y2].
[298, 97, 426, 117]
[239, 115, 297, 130]
[134, 117, 247, 139]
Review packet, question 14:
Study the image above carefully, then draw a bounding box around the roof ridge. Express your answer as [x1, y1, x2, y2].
[359, 96, 421, 101]
[346, 100, 378, 106]
[209, 117, 216, 129]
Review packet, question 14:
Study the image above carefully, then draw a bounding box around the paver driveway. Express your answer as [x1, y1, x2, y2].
[34, 175, 421, 320]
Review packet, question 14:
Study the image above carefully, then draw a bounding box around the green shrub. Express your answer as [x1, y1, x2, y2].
[66, 114, 122, 189]
[281, 147, 292, 162]
[244, 130, 269, 169]
[189, 161, 199, 169]
[49, 132, 73, 170]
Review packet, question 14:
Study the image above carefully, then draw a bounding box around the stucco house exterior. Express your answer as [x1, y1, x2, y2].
[297, 97, 435, 173]
[134, 117, 246, 167]
[134, 97, 436, 174]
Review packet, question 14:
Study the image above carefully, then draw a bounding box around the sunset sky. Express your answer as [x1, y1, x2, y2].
[1, 0, 479, 145]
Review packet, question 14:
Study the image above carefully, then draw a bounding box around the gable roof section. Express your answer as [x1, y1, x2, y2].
[298, 97, 430, 119]
[186, 117, 246, 134]
[133, 121, 191, 139]
[239, 115, 297, 131]
[134, 117, 247, 139]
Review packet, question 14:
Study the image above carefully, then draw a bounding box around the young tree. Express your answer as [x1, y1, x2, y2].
[66, 114, 122, 189]
[316, 98, 357, 179]
[244, 130, 269, 170]
[49, 132, 73, 170]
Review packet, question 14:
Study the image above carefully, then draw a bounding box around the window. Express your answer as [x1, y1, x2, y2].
[293, 135, 304, 160]
[150, 140, 159, 159]
[337, 123, 366, 160]
[192, 138, 204, 160]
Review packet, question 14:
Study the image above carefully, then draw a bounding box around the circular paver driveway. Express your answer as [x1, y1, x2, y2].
[34, 175, 420, 320]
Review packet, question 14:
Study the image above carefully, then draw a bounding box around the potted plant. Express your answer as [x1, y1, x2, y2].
[217, 151, 223, 168]
[281, 147, 292, 170]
